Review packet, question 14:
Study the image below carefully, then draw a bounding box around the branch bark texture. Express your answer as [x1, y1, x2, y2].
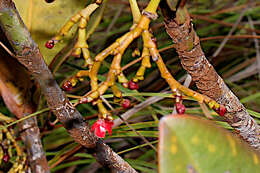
[0, 0, 136, 172]
[0, 33, 49, 173]
[161, 3, 260, 150]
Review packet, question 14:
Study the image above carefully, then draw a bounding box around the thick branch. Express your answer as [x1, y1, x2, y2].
[0, 1, 136, 172]
[0, 34, 49, 173]
[160, 1, 260, 150]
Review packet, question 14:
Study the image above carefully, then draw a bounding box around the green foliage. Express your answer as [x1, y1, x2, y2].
[14, 0, 86, 64]
[159, 115, 260, 173]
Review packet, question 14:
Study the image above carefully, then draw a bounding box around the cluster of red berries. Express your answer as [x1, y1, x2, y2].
[120, 80, 138, 109]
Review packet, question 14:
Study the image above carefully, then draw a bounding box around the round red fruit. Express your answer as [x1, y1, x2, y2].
[62, 81, 73, 91]
[122, 99, 131, 109]
[3, 154, 9, 163]
[128, 80, 139, 90]
[216, 105, 227, 116]
[176, 102, 186, 114]
[45, 40, 55, 49]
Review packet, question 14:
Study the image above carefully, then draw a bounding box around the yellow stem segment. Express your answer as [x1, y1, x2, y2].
[144, 0, 161, 15]
[97, 99, 112, 119]
[53, 3, 99, 42]
[88, 15, 150, 101]
[53, 13, 81, 41]
[142, 30, 220, 109]
[133, 45, 151, 82]
[129, 0, 141, 23]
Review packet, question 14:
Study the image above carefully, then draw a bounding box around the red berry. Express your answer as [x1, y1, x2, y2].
[3, 154, 9, 163]
[176, 102, 185, 114]
[216, 105, 227, 116]
[62, 81, 73, 91]
[128, 80, 139, 90]
[91, 119, 114, 138]
[45, 0, 55, 3]
[122, 99, 131, 109]
[45, 40, 55, 49]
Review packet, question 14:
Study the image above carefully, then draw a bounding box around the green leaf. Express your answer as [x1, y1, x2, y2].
[159, 115, 260, 173]
[117, 140, 158, 154]
[49, 0, 108, 73]
[51, 159, 94, 172]
[43, 127, 73, 150]
[14, 0, 86, 64]
[48, 143, 79, 166]
[241, 92, 260, 103]
[127, 159, 157, 173]
[113, 121, 158, 131]
[247, 109, 260, 119]
[111, 130, 158, 138]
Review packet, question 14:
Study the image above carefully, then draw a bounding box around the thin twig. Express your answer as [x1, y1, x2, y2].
[0, 41, 15, 57]
[191, 13, 260, 34]
[113, 90, 171, 127]
[227, 63, 257, 82]
[205, 1, 260, 16]
[248, 16, 260, 79]
[105, 5, 124, 34]
[212, 7, 248, 58]
[223, 57, 256, 78]
[100, 96, 157, 152]
[50, 145, 82, 169]
[159, 35, 260, 52]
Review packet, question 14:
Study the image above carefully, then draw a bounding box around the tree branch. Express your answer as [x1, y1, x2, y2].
[0, 0, 137, 172]
[160, 0, 260, 150]
[0, 32, 49, 173]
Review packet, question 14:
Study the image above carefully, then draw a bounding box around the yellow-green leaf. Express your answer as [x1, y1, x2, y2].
[159, 115, 260, 173]
[13, 0, 86, 64]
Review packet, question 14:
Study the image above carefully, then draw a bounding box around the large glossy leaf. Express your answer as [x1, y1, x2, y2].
[13, 0, 86, 64]
[159, 115, 260, 173]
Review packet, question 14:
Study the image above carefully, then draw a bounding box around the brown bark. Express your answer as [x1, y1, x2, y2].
[0, 0, 136, 172]
[161, 2, 260, 150]
[0, 33, 50, 173]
